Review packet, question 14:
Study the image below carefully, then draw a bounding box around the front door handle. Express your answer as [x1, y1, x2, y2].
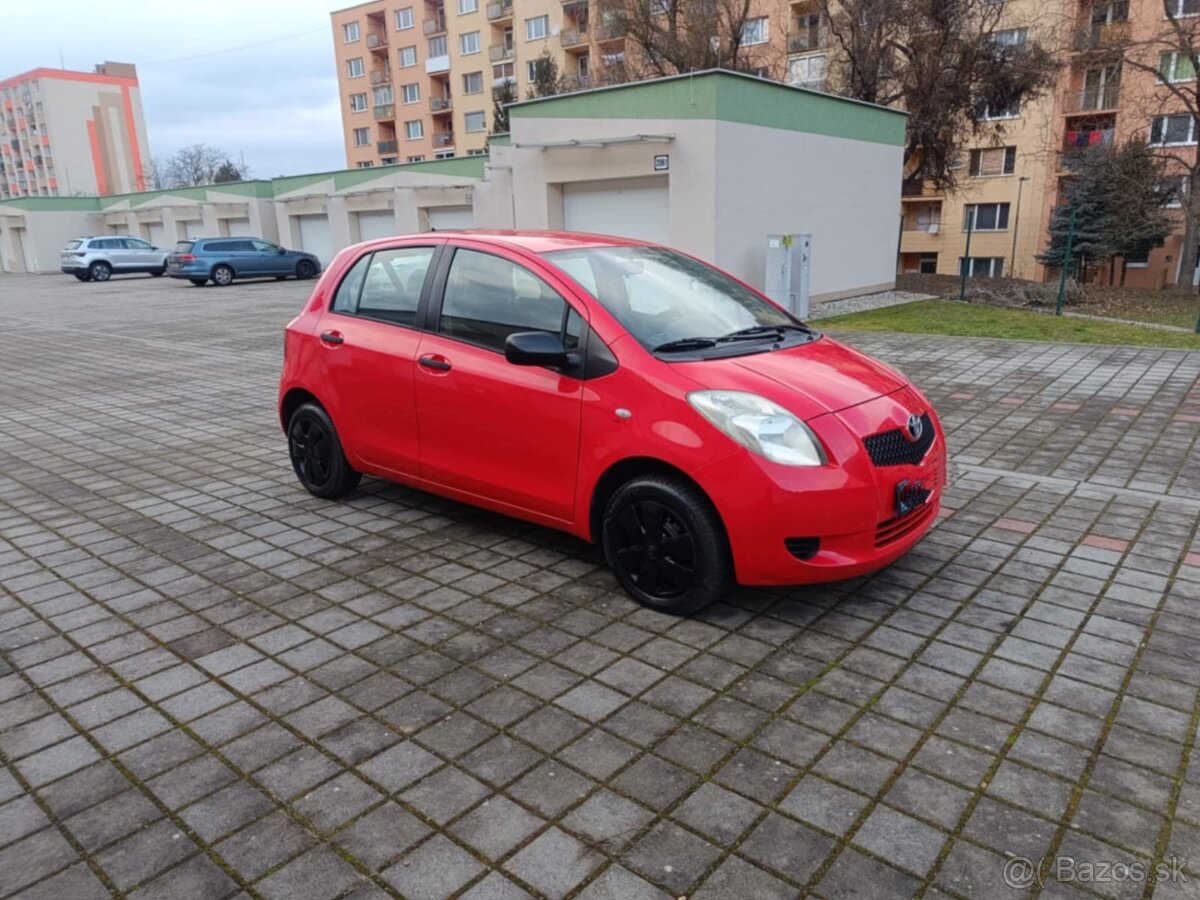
[320, 330, 344, 345]
[418, 355, 451, 372]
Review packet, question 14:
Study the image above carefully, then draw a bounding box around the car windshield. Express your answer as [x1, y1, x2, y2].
[544, 246, 810, 353]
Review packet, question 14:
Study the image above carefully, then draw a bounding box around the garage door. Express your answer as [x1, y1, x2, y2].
[562, 176, 669, 243]
[225, 218, 253, 236]
[297, 215, 333, 265]
[425, 205, 473, 231]
[146, 222, 167, 248]
[357, 210, 396, 241]
[9, 228, 30, 273]
[182, 220, 205, 239]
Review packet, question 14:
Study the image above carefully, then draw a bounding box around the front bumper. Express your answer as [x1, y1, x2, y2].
[694, 387, 947, 586]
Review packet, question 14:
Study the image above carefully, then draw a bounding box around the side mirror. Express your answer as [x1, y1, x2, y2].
[278, 248, 287, 254]
[505, 331, 569, 367]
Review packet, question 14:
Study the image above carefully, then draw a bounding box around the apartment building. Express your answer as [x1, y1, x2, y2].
[0, 62, 150, 199]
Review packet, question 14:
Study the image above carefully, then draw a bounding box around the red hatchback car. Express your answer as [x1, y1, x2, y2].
[279, 232, 946, 614]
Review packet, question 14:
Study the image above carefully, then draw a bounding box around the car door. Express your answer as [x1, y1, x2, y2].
[101, 238, 132, 271]
[315, 243, 440, 476]
[414, 245, 585, 521]
[251, 240, 285, 275]
[122, 237, 158, 269]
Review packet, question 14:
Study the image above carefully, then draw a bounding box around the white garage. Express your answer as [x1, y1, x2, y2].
[225, 218, 254, 236]
[562, 176, 669, 243]
[356, 210, 397, 241]
[425, 205, 473, 231]
[297, 214, 333, 264]
[181, 220, 205, 239]
[146, 222, 166, 247]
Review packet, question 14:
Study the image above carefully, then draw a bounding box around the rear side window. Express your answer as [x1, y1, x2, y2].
[203, 241, 234, 252]
[439, 249, 568, 352]
[357, 247, 436, 324]
[174, 241, 194, 253]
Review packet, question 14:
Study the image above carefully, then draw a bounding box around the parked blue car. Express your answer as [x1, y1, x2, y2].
[167, 237, 321, 286]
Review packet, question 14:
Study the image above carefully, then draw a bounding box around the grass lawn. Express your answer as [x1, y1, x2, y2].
[821, 299, 1200, 349]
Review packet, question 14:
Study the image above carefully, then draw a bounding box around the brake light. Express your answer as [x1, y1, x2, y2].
[177, 254, 196, 262]
[70, 251, 85, 257]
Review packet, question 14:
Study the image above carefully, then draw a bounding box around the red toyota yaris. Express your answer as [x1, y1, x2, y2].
[279, 232, 946, 614]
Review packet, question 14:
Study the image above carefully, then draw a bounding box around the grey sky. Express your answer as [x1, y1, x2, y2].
[5, 0, 347, 179]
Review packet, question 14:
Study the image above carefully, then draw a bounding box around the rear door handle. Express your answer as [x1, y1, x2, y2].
[320, 330, 344, 345]
[418, 355, 451, 371]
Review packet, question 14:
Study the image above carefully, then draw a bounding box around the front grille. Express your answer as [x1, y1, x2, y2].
[863, 413, 934, 467]
[875, 501, 935, 548]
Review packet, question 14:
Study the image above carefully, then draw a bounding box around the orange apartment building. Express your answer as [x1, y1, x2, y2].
[0, 62, 151, 199]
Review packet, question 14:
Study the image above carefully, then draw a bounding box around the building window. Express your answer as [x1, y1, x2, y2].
[649, 0, 670, 12]
[381, 157, 398, 165]
[399, 46, 417, 67]
[344, 22, 361, 42]
[1159, 52, 1197, 83]
[357, 161, 375, 168]
[788, 54, 827, 89]
[402, 83, 420, 104]
[349, 92, 368, 112]
[468, 148, 487, 156]
[408, 155, 426, 162]
[458, 0, 479, 12]
[461, 31, 481, 54]
[1150, 114, 1197, 145]
[429, 35, 448, 56]
[406, 120, 424, 140]
[435, 150, 456, 158]
[1168, 0, 1200, 16]
[979, 98, 1020, 120]
[494, 62, 515, 81]
[347, 58, 365, 78]
[1156, 175, 1188, 208]
[465, 110, 487, 132]
[958, 257, 1005, 278]
[963, 203, 1011, 232]
[992, 28, 1028, 47]
[525, 15, 549, 40]
[527, 60, 539, 81]
[741, 16, 768, 45]
[969, 146, 1017, 177]
[396, 8, 414, 29]
[353, 127, 371, 146]
[374, 85, 394, 105]
[1123, 244, 1152, 267]
[463, 71, 484, 93]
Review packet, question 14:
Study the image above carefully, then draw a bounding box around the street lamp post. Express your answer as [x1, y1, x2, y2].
[1009, 176, 1031, 278]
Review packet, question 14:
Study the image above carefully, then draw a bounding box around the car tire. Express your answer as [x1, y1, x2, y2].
[602, 475, 732, 614]
[88, 261, 111, 282]
[287, 403, 361, 499]
[211, 264, 234, 286]
[74, 273, 90, 282]
[295, 260, 317, 280]
[151, 268, 165, 277]
[189, 279, 207, 286]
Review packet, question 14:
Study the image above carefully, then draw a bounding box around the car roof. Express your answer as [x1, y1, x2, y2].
[407, 230, 656, 254]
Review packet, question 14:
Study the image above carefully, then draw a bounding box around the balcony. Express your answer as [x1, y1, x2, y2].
[434, 133, 454, 148]
[431, 97, 453, 113]
[1062, 84, 1119, 115]
[560, 73, 592, 91]
[487, 0, 513, 20]
[1071, 20, 1131, 53]
[489, 44, 515, 61]
[424, 16, 446, 34]
[378, 140, 399, 153]
[788, 28, 825, 52]
[561, 29, 587, 48]
[374, 103, 396, 120]
[370, 69, 391, 84]
[367, 32, 388, 50]
[426, 55, 451, 73]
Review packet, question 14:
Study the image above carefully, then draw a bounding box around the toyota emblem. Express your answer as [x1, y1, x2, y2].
[904, 413, 924, 442]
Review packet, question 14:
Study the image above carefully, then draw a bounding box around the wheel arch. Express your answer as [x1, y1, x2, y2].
[280, 387, 325, 432]
[211, 261, 236, 278]
[587, 456, 729, 547]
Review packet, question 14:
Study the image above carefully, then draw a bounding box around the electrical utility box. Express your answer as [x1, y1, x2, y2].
[764, 233, 812, 319]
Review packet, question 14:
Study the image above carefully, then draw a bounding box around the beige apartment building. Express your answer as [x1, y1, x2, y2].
[0, 62, 151, 199]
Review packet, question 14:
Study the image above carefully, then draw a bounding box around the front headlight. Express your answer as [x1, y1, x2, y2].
[687, 390, 827, 466]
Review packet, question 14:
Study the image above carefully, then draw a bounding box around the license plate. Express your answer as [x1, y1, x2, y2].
[895, 479, 931, 517]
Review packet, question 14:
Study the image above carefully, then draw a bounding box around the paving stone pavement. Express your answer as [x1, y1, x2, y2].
[0, 272, 1198, 899]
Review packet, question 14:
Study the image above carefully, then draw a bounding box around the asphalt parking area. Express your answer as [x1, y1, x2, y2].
[1, 272, 1199, 899]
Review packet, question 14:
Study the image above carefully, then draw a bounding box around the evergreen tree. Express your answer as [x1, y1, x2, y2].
[491, 80, 516, 134]
[526, 51, 561, 100]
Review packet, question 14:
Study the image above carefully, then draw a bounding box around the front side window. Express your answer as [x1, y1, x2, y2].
[440, 249, 570, 352]
[545, 246, 801, 353]
[125, 238, 152, 249]
[347, 57, 365, 78]
[252, 240, 279, 252]
[525, 15, 549, 40]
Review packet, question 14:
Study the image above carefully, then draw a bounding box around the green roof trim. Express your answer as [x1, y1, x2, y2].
[330, 155, 486, 191]
[488, 133, 511, 146]
[508, 70, 906, 147]
[0, 196, 101, 211]
[98, 180, 275, 208]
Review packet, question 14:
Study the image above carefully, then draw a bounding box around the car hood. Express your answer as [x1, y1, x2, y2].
[678, 337, 908, 420]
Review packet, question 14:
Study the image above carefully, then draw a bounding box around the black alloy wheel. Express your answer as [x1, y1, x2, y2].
[287, 403, 361, 499]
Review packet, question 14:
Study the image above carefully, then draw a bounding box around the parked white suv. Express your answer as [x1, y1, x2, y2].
[61, 236, 170, 282]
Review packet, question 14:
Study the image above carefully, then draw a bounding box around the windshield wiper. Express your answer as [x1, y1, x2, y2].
[653, 337, 718, 353]
[716, 323, 815, 342]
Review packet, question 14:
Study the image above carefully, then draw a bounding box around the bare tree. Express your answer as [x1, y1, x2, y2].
[1117, 1, 1200, 292]
[159, 144, 244, 188]
[142, 159, 165, 191]
[816, 0, 1059, 191]
[600, 0, 778, 79]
